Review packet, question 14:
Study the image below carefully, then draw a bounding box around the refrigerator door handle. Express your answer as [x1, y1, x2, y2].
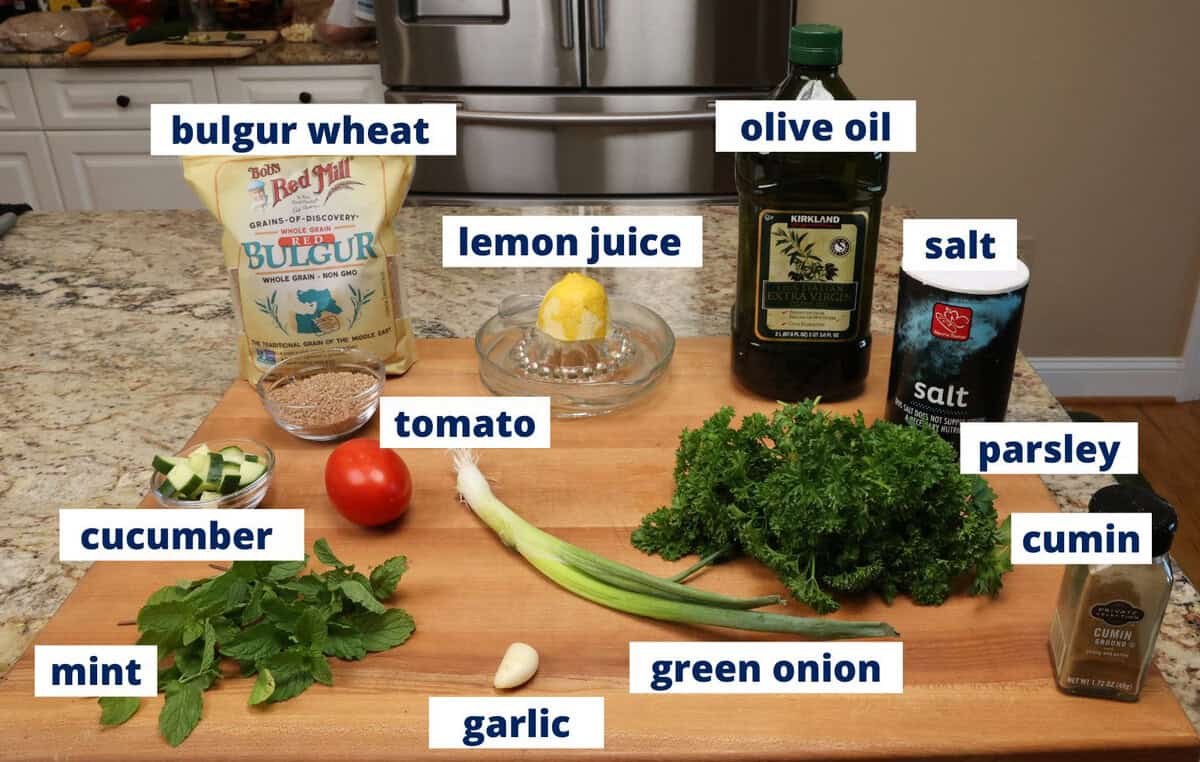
[447, 107, 715, 125]
[559, 0, 575, 49]
[588, 0, 606, 50]
[413, 99, 719, 125]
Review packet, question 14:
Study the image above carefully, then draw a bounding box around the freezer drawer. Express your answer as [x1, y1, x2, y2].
[388, 91, 748, 198]
[377, 0, 582, 88]
[583, 0, 792, 88]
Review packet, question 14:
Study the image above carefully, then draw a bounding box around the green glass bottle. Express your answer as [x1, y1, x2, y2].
[732, 24, 889, 401]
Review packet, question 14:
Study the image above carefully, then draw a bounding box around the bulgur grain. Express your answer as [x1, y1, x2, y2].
[266, 371, 378, 434]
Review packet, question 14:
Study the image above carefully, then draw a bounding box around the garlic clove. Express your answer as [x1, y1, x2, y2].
[493, 642, 539, 690]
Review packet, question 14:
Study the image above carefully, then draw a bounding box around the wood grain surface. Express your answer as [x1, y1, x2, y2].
[83, 31, 279, 62]
[0, 337, 1196, 760]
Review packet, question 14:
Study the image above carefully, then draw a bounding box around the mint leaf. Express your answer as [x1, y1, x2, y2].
[136, 600, 195, 650]
[241, 584, 273, 626]
[278, 574, 324, 599]
[198, 620, 217, 675]
[231, 561, 274, 580]
[313, 538, 344, 568]
[159, 680, 203, 747]
[349, 608, 415, 652]
[248, 668, 275, 706]
[267, 560, 307, 581]
[145, 584, 188, 606]
[262, 595, 303, 632]
[293, 608, 328, 649]
[99, 696, 140, 726]
[187, 574, 250, 617]
[369, 555, 408, 600]
[340, 580, 385, 614]
[261, 650, 315, 703]
[181, 620, 205, 646]
[323, 628, 366, 661]
[220, 621, 287, 662]
[308, 654, 333, 686]
[210, 615, 240, 644]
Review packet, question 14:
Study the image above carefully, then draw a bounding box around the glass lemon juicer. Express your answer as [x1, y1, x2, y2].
[475, 273, 675, 418]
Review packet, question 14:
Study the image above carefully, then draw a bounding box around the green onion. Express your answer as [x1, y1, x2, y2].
[452, 450, 898, 639]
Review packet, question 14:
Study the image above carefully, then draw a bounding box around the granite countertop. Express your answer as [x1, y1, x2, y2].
[0, 205, 1197, 733]
[0, 38, 377, 68]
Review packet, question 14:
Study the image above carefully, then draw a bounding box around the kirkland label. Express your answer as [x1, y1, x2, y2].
[754, 211, 867, 341]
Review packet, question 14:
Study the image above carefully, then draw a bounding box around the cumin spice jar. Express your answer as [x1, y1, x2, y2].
[1049, 485, 1177, 701]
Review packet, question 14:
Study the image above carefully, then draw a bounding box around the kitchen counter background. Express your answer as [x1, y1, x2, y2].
[0, 205, 1196, 730]
[0, 38, 377, 67]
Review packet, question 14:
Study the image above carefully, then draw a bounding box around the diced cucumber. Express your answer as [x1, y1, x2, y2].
[218, 462, 242, 494]
[238, 460, 268, 488]
[199, 454, 226, 491]
[218, 445, 245, 464]
[152, 455, 184, 475]
[152, 444, 266, 502]
[164, 463, 202, 498]
[186, 444, 211, 473]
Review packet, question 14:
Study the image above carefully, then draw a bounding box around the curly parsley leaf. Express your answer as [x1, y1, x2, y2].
[634, 401, 1012, 613]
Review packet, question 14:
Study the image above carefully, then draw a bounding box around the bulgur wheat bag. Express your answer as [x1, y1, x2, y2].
[184, 156, 417, 383]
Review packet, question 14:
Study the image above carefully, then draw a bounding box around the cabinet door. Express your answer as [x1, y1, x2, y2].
[0, 69, 41, 130]
[214, 65, 384, 104]
[47, 131, 200, 211]
[0, 132, 64, 211]
[31, 67, 217, 130]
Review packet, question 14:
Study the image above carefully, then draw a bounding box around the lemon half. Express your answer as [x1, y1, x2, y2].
[536, 272, 608, 342]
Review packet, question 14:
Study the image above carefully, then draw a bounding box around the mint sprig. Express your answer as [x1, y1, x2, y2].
[97, 539, 414, 746]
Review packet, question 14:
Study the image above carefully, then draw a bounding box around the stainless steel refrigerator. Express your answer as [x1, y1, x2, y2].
[377, 0, 794, 203]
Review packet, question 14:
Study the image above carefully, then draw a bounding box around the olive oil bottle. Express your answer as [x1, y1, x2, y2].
[732, 24, 889, 401]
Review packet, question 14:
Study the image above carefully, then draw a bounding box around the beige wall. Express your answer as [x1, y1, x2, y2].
[796, 0, 1200, 356]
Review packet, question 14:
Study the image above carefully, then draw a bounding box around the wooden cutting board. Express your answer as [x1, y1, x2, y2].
[83, 30, 278, 62]
[0, 337, 1196, 760]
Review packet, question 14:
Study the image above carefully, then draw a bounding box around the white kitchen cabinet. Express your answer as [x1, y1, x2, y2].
[46, 131, 201, 210]
[31, 67, 217, 130]
[22, 62, 384, 210]
[0, 69, 41, 130]
[0, 131, 63, 210]
[214, 65, 383, 104]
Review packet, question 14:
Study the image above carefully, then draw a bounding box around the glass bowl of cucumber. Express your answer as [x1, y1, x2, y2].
[150, 438, 274, 509]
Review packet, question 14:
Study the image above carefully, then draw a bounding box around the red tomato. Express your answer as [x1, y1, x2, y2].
[126, 15, 152, 32]
[324, 439, 412, 527]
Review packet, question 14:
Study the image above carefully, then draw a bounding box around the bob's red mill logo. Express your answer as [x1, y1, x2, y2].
[251, 158, 353, 207]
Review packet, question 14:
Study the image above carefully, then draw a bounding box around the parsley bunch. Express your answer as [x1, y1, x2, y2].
[633, 402, 1012, 614]
[97, 539, 414, 746]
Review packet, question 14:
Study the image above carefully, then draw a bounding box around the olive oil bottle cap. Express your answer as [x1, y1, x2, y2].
[1089, 484, 1178, 557]
[789, 24, 843, 66]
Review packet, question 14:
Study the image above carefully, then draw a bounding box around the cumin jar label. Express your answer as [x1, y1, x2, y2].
[884, 263, 1030, 448]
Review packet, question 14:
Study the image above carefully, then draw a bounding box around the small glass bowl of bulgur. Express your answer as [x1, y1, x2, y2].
[256, 348, 385, 441]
